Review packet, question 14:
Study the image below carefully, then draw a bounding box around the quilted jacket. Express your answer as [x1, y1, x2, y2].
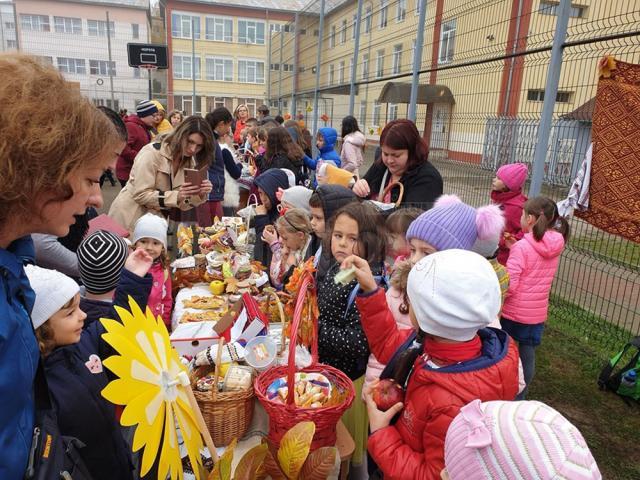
[501, 230, 565, 325]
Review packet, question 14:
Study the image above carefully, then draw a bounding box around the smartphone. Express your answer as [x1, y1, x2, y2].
[184, 168, 200, 186]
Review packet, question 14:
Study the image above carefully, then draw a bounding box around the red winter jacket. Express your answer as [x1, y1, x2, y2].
[116, 115, 152, 181]
[491, 189, 527, 265]
[356, 289, 519, 480]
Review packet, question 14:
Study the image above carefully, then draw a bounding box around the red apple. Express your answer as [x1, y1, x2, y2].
[372, 379, 404, 411]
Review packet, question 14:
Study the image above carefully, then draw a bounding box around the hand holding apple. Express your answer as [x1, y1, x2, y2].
[364, 379, 404, 433]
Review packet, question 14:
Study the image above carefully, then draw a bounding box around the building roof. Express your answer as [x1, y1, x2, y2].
[561, 97, 595, 122]
[41, 0, 149, 9]
[185, 0, 309, 12]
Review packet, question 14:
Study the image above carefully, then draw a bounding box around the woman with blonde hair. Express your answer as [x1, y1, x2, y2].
[109, 116, 214, 231]
[233, 103, 250, 144]
[0, 53, 123, 478]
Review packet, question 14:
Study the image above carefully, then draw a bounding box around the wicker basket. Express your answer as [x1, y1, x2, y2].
[255, 272, 355, 451]
[190, 337, 255, 446]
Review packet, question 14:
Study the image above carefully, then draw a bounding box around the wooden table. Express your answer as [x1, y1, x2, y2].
[336, 420, 355, 480]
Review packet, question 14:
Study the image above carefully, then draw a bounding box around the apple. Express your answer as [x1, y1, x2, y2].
[372, 379, 404, 411]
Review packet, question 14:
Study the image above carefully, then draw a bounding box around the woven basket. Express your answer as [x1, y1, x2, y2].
[190, 337, 255, 446]
[255, 272, 355, 451]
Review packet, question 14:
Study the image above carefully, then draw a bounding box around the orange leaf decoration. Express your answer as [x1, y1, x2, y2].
[598, 55, 616, 79]
[283, 259, 318, 347]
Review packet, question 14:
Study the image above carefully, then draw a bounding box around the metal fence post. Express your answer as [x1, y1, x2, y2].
[105, 11, 115, 109]
[291, 13, 299, 115]
[529, 0, 571, 196]
[278, 29, 284, 114]
[191, 16, 197, 115]
[408, 0, 428, 121]
[348, 0, 364, 116]
[312, 0, 325, 137]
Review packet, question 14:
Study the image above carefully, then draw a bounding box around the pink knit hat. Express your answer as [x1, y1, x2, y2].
[496, 163, 528, 192]
[444, 399, 602, 480]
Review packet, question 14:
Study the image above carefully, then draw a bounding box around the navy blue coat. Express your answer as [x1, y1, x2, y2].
[45, 269, 152, 480]
[0, 237, 39, 479]
[208, 133, 243, 202]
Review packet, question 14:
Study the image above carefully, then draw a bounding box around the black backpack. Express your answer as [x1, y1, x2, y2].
[598, 336, 640, 404]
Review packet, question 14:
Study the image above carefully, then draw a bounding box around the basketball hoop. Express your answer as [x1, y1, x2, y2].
[138, 64, 158, 71]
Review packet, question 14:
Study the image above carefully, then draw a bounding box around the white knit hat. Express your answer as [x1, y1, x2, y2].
[25, 264, 80, 330]
[281, 186, 313, 213]
[407, 249, 500, 341]
[131, 213, 168, 250]
[444, 399, 602, 480]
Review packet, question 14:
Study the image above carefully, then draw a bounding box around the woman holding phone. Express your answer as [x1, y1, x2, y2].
[109, 116, 215, 231]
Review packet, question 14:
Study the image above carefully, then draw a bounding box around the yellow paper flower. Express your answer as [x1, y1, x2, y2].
[101, 297, 204, 480]
[598, 55, 617, 78]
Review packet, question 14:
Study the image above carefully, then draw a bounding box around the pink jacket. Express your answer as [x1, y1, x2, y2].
[148, 261, 173, 329]
[363, 286, 413, 392]
[501, 231, 565, 325]
[340, 131, 366, 173]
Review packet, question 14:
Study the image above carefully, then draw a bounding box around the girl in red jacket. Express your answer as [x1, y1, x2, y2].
[501, 196, 570, 399]
[131, 213, 173, 330]
[344, 249, 520, 480]
[491, 162, 528, 265]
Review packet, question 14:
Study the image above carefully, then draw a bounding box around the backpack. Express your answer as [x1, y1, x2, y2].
[598, 336, 640, 403]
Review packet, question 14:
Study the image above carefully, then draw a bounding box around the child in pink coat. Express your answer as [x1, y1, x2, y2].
[491, 163, 528, 265]
[131, 213, 173, 330]
[501, 196, 569, 399]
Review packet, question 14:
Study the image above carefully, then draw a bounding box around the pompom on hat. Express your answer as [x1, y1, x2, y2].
[444, 399, 602, 480]
[496, 162, 528, 192]
[25, 265, 80, 330]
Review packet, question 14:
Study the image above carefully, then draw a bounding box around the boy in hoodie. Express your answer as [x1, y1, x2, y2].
[315, 127, 341, 167]
[253, 169, 290, 268]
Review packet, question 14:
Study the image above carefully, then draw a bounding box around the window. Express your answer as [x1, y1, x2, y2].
[376, 49, 384, 78]
[206, 16, 232, 42]
[396, 0, 407, 21]
[379, 0, 388, 28]
[132, 23, 139, 39]
[340, 20, 347, 44]
[330, 25, 335, 48]
[352, 15, 357, 39]
[7, 40, 17, 49]
[173, 54, 201, 80]
[392, 44, 402, 74]
[438, 19, 456, 64]
[539, 1, 586, 18]
[359, 101, 367, 126]
[89, 60, 116, 76]
[174, 95, 202, 116]
[388, 103, 398, 121]
[171, 13, 200, 39]
[236, 98, 259, 117]
[54, 16, 81, 34]
[93, 98, 120, 111]
[270, 23, 282, 32]
[57, 57, 85, 75]
[238, 20, 265, 45]
[373, 101, 381, 125]
[362, 53, 369, 80]
[364, 6, 372, 33]
[338, 61, 345, 84]
[271, 63, 280, 71]
[526, 89, 573, 103]
[328, 64, 334, 85]
[20, 14, 49, 32]
[238, 59, 264, 83]
[206, 57, 233, 81]
[87, 20, 115, 37]
[5, 21, 15, 30]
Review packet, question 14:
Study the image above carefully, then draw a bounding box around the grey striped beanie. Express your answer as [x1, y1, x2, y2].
[77, 230, 129, 294]
[136, 100, 158, 118]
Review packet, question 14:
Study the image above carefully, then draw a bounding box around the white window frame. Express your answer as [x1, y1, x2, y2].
[373, 101, 381, 126]
[206, 57, 233, 81]
[438, 19, 456, 64]
[338, 60, 345, 84]
[388, 103, 398, 121]
[392, 44, 402, 74]
[359, 101, 367, 126]
[352, 14, 357, 39]
[87, 19, 114, 37]
[54, 16, 81, 34]
[539, 1, 586, 18]
[340, 20, 347, 44]
[396, 0, 407, 21]
[376, 50, 384, 78]
[379, 0, 388, 28]
[364, 6, 372, 33]
[57, 57, 85, 75]
[89, 59, 116, 76]
[238, 58, 265, 83]
[20, 14, 50, 32]
[270, 23, 282, 33]
[328, 64, 335, 85]
[330, 25, 336, 48]
[173, 54, 201, 80]
[362, 53, 369, 80]
[171, 12, 200, 39]
[206, 15, 233, 42]
[238, 19, 265, 45]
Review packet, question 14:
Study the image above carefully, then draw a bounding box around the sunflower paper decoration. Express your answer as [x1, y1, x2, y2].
[100, 297, 209, 480]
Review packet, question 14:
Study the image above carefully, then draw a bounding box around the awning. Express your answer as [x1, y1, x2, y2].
[319, 84, 358, 95]
[377, 82, 455, 104]
[561, 97, 594, 122]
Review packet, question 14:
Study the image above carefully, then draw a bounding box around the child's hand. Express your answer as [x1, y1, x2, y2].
[341, 255, 377, 293]
[363, 380, 404, 433]
[261, 225, 278, 245]
[503, 232, 517, 249]
[125, 248, 153, 277]
[352, 179, 370, 197]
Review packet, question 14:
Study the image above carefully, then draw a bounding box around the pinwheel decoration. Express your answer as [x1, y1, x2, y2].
[100, 297, 217, 480]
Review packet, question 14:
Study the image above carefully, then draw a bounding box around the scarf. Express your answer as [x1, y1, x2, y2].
[423, 335, 482, 366]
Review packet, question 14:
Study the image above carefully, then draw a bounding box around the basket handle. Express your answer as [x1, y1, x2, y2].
[269, 292, 288, 355]
[379, 181, 404, 207]
[285, 272, 317, 406]
[211, 336, 225, 401]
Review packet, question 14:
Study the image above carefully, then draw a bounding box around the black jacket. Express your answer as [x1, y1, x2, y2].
[252, 170, 290, 268]
[256, 153, 304, 186]
[363, 160, 443, 209]
[45, 269, 152, 480]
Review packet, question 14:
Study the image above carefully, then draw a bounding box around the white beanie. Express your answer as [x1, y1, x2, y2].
[281, 186, 313, 213]
[131, 213, 168, 250]
[25, 264, 80, 330]
[407, 250, 500, 341]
